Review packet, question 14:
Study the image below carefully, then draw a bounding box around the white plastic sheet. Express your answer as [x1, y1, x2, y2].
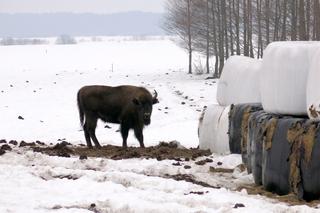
[260, 41, 320, 115]
[198, 104, 230, 154]
[217, 55, 262, 106]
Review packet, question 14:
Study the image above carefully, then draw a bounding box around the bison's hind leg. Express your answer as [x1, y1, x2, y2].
[84, 114, 102, 148]
[83, 124, 93, 148]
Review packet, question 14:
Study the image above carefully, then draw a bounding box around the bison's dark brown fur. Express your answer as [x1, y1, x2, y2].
[77, 85, 158, 148]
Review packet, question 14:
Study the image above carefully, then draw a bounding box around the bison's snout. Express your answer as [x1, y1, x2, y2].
[144, 113, 151, 125]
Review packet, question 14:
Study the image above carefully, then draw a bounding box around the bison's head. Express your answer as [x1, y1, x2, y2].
[132, 89, 158, 126]
[133, 98, 153, 125]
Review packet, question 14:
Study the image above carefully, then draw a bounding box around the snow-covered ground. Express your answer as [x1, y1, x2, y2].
[0, 37, 318, 212]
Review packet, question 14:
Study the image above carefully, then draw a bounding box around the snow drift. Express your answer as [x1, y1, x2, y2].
[217, 55, 262, 106]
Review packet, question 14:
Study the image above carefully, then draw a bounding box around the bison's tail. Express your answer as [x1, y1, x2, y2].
[77, 91, 85, 127]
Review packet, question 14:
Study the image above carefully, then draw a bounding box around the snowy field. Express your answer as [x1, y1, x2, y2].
[0, 37, 318, 212]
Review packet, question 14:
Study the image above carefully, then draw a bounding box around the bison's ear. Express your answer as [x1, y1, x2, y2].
[133, 98, 141, 106]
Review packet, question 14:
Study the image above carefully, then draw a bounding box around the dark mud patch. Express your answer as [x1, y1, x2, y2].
[32, 141, 211, 161]
[164, 173, 221, 189]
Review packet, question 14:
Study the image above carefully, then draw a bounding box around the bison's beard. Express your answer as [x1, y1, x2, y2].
[144, 119, 151, 125]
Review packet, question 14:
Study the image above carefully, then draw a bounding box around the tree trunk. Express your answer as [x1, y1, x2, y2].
[234, 0, 241, 55]
[229, 1, 234, 55]
[306, 0, 311, 40]
[211, 0, 219, 78]
[243, 0, 249, 56]
[248, 0, 254, 58]
[217, 0, 225, 75]
[257, 0, 263, 58]
[281, 0, 288, 40]
[187, 0, 192, 74]
[291, 0, 298, 41]
[222, 1, 229, 59]
[298, 0, 307, 40]
[265, 0, 270, 45]
[206, 0, 210, 74]
[273, 0, 281, 41]
[313, 0, 320, 40]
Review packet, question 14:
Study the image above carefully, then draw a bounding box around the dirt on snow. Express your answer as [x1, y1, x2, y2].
[1, 139, 320, 207]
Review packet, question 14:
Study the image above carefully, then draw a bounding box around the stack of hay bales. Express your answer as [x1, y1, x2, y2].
[227, 42, 320, 200]
[199, 41, 320, 200]
[198, 55, 262, 154]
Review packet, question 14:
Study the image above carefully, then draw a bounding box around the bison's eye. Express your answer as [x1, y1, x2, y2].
[133, 98, 141, 106]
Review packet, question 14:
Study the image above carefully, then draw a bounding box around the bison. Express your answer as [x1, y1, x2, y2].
[77, 85, 159, 148]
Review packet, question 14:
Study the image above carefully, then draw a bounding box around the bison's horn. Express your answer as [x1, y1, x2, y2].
[152, 90, 159, 104]
[153, 90, 158, 99]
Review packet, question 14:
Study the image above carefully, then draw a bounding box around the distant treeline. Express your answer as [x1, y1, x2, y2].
[0, 35, 77, 45]
[0, 37, 49, 45]
[163, 0, 320, 77]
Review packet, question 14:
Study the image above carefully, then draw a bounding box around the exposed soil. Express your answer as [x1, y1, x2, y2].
[31, 141, 211, 161]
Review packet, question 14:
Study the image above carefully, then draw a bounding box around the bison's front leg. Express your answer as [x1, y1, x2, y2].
[134, 127, 145, 148]
[120, 124, 129, 148]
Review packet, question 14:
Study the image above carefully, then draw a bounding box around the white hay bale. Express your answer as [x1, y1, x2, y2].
[198, 104, 230, 154]
[217, 55, 262, 106]
[307, 49, 320, 119]
[216, 105, 230, 154]
[260, 41, 320, 115]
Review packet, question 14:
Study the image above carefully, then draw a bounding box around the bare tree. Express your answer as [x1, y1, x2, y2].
[163, 0, 320, 77]
[257, 0, 263, 58]
[291, 0, 298, 40]
[228, 1, 235, 56]
[205, 0, 210, 73]
[281, 0, 288, 41]
[211, 0, 220, 77]
[163, 0, 195, 74]
[314, 0, 320, 40]
[298, 0, 307, 40]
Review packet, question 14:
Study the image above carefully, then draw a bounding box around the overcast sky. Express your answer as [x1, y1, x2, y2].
[0, 0, 165, 14]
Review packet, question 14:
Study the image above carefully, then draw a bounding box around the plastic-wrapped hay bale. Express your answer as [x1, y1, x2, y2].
[307, 49, 320, 119]
[274, 119, 320, 201]
[262, 117, 305, 196]
[247, 111, 276, 184]
[298, 121, 320, 201]
[199, 104, 224, 151]
[216, 106, 231, 154]
[217, 55, 262, 106]
[228, 103, 263, 154]
[198, 104, 230, 154]
[260, 41, 320, 116]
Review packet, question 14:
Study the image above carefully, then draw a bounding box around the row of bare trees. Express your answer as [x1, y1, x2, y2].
[163, 0, 320, 77]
